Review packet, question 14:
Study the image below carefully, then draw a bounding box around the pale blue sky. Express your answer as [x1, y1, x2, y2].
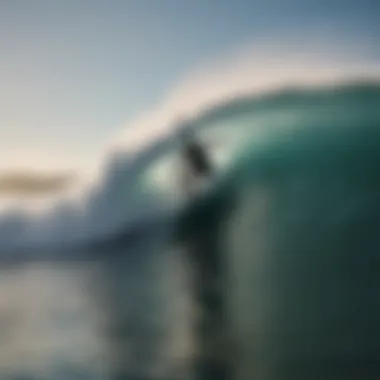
[0, 0, 379, 172]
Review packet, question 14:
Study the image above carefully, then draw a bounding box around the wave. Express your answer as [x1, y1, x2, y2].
[0, 80, 379, 255]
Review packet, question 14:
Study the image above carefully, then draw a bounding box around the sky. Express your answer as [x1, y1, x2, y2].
[0, 0, 379, 176]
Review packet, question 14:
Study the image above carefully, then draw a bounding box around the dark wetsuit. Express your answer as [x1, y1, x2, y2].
[184, 139, 213, 177]
[181, 137, 231, 379]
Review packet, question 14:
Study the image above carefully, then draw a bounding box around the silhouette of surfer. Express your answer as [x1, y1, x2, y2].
[179, 128, 231, 379]
[180, 129, 213, 198]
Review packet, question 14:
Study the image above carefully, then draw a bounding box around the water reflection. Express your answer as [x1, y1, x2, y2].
[0, 238, 194, 380]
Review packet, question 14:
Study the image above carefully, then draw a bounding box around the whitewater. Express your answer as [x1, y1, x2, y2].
[1, 48, 380, 255]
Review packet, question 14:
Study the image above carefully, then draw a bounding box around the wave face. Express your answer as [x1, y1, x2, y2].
[171, 82, 380, 380]
[0, 81, 379, 255]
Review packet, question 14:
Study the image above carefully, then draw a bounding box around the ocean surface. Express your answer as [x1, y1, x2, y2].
[0, 82, 379, 379]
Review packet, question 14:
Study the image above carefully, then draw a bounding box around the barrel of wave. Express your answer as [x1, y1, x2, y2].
[224, 116, 380, 380]
[141, 115, 262, 211]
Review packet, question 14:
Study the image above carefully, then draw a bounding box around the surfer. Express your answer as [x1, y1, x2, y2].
[179, 128, 214, 198]
[179, 127, 232, 379]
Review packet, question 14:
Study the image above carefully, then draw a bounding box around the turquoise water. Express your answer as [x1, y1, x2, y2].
[178, 82, 380, 380]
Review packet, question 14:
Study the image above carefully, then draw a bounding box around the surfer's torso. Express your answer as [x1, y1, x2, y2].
[181, 137, 213, 197]
[184, 140, 212, 177]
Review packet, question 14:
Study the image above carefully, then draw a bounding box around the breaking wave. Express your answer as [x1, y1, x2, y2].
[0, 78, 379, 255]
